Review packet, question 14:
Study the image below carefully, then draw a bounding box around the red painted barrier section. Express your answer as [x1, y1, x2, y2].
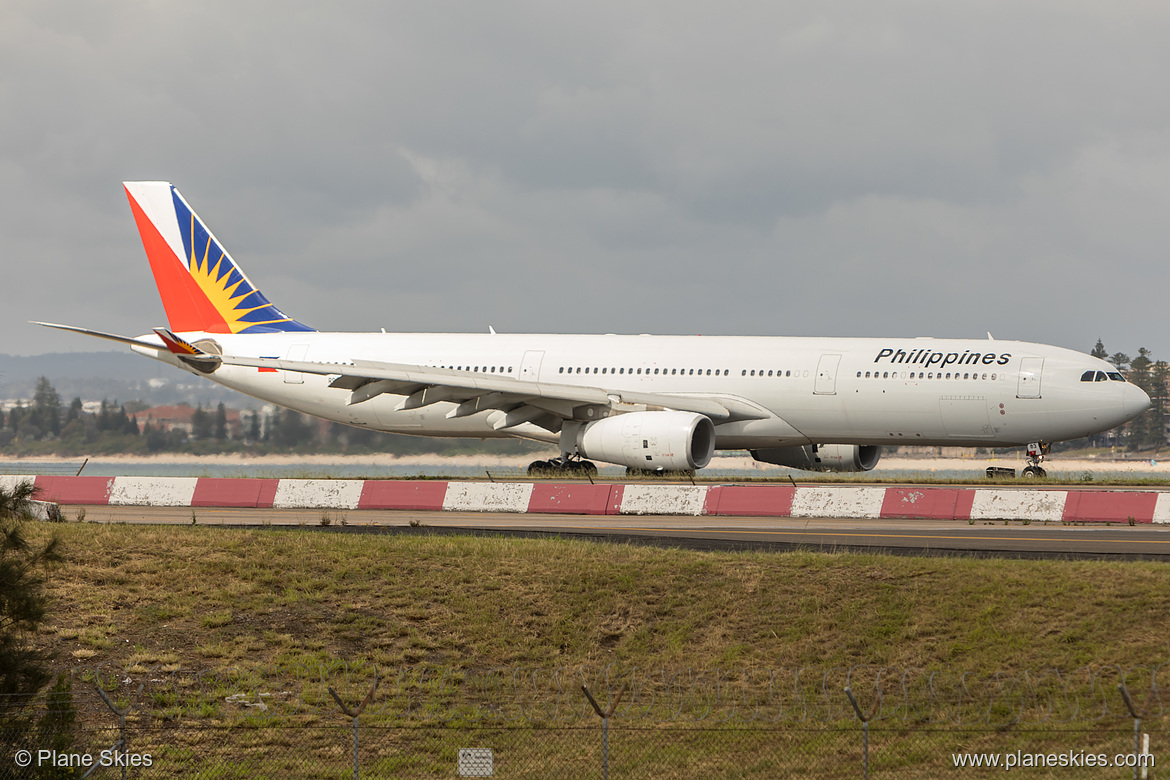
[529, 484, 620, 515]
[953, 490, 976, 521]
[1062, 491, 1158, 524]
[191, 478, 278, 508]
[881, 488, 965, 520]
[358, 480, 448, 511]
[605, 484, 625, 515]
[704, 485, 795, 516]
[33, 476, 115, 505]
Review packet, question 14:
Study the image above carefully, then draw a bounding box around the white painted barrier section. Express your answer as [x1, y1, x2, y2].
[110, 477, 199, 507]
[790, 487, 886, 518]
[970, 489, 1067, 522]
[443, 482, 534, 513]
[619, 485, 709, 515]
[1153, 493, 1170, 524]
[0, 475, 38, 494]
[272, 479, 363, 509]
[27, 500, 61, 522]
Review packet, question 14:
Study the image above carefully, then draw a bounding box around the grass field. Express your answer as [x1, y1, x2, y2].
[16, 522, 1170, 777]
[26, 522, 1170, 676]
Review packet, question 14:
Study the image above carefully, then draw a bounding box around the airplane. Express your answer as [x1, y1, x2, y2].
[35, 182, 1151, 478]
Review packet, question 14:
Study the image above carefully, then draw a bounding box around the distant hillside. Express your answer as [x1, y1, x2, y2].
[0, 351, 247, 408]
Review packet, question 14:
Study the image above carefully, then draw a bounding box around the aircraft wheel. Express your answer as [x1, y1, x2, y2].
[1022, 466, 1047, 478]
[527, 460, 551, 477]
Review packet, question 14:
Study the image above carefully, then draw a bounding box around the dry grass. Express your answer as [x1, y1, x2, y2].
[24, 523, 1170, 681]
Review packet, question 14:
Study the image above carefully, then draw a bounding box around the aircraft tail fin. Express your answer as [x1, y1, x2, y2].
[123, 182, 314, 335]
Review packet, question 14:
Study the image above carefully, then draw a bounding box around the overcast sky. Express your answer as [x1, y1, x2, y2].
[3, 1, 1169, 360]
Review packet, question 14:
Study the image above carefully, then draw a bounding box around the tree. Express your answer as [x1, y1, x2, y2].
[1091, 339, 1108, 360]
[191, 405, 212, 440]
[29, 378, 61, 439]
[1108, 352, 1131, 371]
[1150, 360, 1170, 449]
[1126, 348, 1156, 448]
[214, 403, 227, 440]
[0, 481, 63, 707]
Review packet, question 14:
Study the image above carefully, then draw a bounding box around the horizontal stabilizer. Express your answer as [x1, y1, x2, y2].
[31, 321, 163, 350]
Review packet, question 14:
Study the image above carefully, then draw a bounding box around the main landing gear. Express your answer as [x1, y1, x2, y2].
[527, 456, 598, 478]
[1022, 441, 1050, 478]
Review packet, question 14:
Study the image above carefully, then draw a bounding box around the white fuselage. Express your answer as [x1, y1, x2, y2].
[133, 332, 1149, 451]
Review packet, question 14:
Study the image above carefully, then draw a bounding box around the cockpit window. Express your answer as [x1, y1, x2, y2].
[1080, 370, 1095, 382]
[1108, 372, 1124, 382]
[1095, 371, 1108, 382]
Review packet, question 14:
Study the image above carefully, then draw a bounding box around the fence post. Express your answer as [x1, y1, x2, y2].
[845, 686, 878, 780]
[93, 687, 129, 780]
[329, 669, 380, 780]
[1118, 684, 1148, 780]
[583, 684, 625, 780]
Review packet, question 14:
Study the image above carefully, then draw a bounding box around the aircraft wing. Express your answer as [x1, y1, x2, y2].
[216, 353, 769, 430]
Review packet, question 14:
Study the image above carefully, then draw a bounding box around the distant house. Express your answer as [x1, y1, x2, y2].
[132, 404, 248, 439]
[131, 405, 196, 436]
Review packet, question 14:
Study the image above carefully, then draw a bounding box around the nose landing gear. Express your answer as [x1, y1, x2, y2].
[1022, 441, 1050, 478]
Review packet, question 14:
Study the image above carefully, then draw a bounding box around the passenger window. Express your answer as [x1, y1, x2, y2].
[882, 372, 888, 379]
[750, 370, 755, 376]
[991, 373, 996, 380]
[576, 367, 581, 374]
[706, 369, 711, 376]
[1080, 370, 1095, 382]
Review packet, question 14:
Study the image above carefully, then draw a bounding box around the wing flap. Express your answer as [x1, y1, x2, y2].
[217, 354, 762, 421]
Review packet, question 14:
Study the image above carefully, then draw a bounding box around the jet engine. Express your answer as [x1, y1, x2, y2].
[578, 411, 716, 471]
[750, 444, 881, 472]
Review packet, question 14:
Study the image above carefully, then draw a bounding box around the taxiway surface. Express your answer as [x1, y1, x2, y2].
[73, 505, 1170, 561]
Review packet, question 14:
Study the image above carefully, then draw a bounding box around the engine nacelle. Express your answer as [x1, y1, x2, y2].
[750, 444, 881, 472]
[578, 411, 716, 471]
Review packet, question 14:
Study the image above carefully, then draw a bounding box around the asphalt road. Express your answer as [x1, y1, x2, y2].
[68, 505, 1170, 561]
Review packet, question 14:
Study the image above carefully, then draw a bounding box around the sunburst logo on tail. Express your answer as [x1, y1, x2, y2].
[172, 189, 312, 334]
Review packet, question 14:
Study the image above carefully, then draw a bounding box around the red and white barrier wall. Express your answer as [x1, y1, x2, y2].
[4, 475, 1170, 523]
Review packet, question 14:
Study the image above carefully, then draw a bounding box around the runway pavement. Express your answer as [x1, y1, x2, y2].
[69, 505, 1170, 561]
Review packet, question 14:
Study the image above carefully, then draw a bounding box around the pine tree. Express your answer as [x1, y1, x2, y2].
[191, 405, 211, 440]
[29, 378, 61, 439]
[0, 481, 63, 707]
[214, 403, 227, 440]
[1109, 352, 1131, 371]
[1150, 361, 1170, 450]
[1128, 348, 1155, 448]
[1091, 339, 1108, 360]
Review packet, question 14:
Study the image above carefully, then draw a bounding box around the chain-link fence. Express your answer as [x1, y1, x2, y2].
[2, 664, 1164, 777]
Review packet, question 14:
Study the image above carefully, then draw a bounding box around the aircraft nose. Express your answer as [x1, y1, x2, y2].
[1122, 382, 1151, 422]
